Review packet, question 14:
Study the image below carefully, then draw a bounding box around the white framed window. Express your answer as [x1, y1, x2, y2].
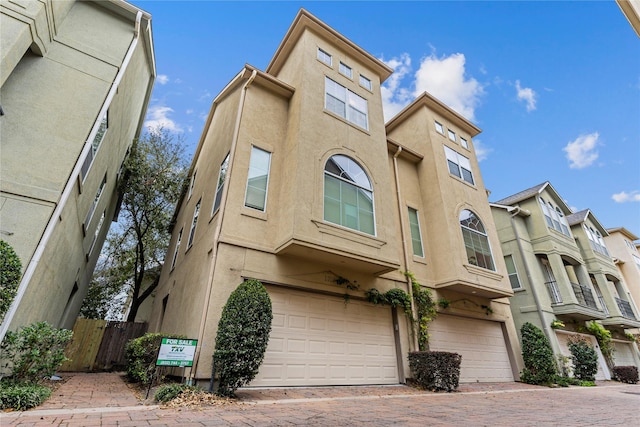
[539, 197, 571, 237]
[85, 174, 107, 231]
[244, 146, 271, 211]
[81, 111, 108, 181]
[408, 207, 424, 257]
[460, 137, 469, 149]
[187, 200, 200, 249]
[444, 146, 474, 185]
[633, 254, 640, 271]
[460, 209, 495, 270]
[359, 75, 372, 90]
[212, 153, 230, 215]
[504, 255, 522, 289]
[170, 228, 182, 271]
[324, 155, 374, 235]
[448, 129, 456, 142]
[435, 121, 444, 134]
[585, 225, 609, 256]
[339, 62, 352, 78]
[187, 170, 197, 199]
[87, 211, 105, 258]
[325, 77, 368, 130]
[317, 48, 332, 66]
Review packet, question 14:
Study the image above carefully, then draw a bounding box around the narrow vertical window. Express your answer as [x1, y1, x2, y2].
[187, 170, 197, 199]
[359, 75, 372, 90]
[448, 129, 456, 142]
[460, 137, 469, 149]
[435, 121, 444, 134]
[504, 255, 521, 289]
[408, 207, 424, 257]
[244, 146, 271, 211]
[85, 174, 107, 230]
[81, 111, 108, 181]
[339, 62, 352, 78]
[317, 48, 332, 66]
[170, 228, 183, 271]
[212, 153, 230, 215]
[187, 200, 200, 248]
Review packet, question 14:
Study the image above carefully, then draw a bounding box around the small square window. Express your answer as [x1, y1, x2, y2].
[448, 129, 456, 142]
[359, 75, 372, 90]
[435, 121, 444, 134]
[339, 62, 352, 78]
[317, 48, 332, 66]
[460, 137, 469, 149]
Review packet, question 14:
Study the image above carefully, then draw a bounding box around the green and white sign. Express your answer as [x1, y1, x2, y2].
[156, 338, 198, 367]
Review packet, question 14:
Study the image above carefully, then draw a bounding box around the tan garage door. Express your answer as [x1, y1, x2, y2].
[555, 331, 610, 380]
[613, 341, 638, 367]
[429, 314, 514, 382]
[250, 286, 399, 386]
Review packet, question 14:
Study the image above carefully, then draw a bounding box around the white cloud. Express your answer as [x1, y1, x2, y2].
[413, 53, 484, 121]
[563, 132, 600, 169]
[515, 80, 537, 112]
[472, 138, 492, 162]
[156, 74, 169, 85]
[381, 53, 413, 121]
[143, 105, 183, 133]
[612, 191, 640, 203]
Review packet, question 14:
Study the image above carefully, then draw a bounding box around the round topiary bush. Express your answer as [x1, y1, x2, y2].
[0, 240, 22, 323]
[214, 279, 272, 397]
[567, 336, 598, 381]
[520, 322, 557, 385]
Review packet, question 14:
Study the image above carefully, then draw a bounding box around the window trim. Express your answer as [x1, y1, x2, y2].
[435, 121, 445, 134]
[460, 137, 469, 149]
[339, 62, 353, 79]
[317, 48, 332, 67]
[408, 206, 424, 258]
[324, 76, 369, 131]
[460, 209, 495, 271]
[187, 170, 197, 200]
[170, 228, 183, 271]
[359, 74, 372, 91]
[448, 129, 456, 142]
[80, 111, 108, 183]
[84, 174, 107, 234]
[244, 146, 272, 212]
[444, 146, 474, 185]
[212, 153, 230, 216]
[187, 200, 201, 249]
[504, 254, 522, 290]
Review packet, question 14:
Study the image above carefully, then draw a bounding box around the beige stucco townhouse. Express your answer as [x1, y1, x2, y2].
[149, 9, 523, 387]
[491, 182, 640, 379]
[0, 0, 155, 341]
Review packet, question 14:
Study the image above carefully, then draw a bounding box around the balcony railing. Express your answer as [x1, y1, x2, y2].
[546, 280, 562, 304]
[571, 282, 598, 310]
[615, 298, 637, 320]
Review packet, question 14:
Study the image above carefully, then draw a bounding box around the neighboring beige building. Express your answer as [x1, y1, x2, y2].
[616, 0, 640, 37]
[149, 9, 522, 387]
[605, 228, 640, 335]
[491, 182, 640, 377]
[0, 0, 155, 339]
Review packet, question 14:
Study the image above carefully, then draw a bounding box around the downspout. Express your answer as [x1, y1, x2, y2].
[509, 206, 553, 343]
[391, 146, 418, 352]
[192, 69, 257, 383]
[0, 11, 144, 343]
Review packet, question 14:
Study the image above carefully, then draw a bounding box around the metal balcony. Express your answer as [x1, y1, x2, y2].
[615, 298, 637, 320]
[571, 282, 598, 310]
[546, 280, 562, 304]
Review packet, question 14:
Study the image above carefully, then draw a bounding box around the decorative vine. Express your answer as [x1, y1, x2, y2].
[586, 321, 614, 369]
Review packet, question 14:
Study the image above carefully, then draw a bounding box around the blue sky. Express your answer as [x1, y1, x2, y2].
[129, 0, 640, 237]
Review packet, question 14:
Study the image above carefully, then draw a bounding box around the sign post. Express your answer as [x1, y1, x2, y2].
[150, 338, 198, 393]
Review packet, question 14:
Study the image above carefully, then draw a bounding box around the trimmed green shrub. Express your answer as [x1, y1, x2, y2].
[0, 322, 72, 384]
[520, 322, 557, 385]
[124, 332, 185, 385]
[612, 366, 639, 384]
[567, 336, 598, 382]
[408, 351, 461, 392]
[0, 240, 22, 323]
[214, 279, 272, 397]
[154, 383, 200, 402]
[0, 380, 51, 410]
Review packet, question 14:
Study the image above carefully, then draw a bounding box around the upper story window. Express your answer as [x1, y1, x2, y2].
[85, 174, 107, 231]
[408, 207, 424, 257]
[187, 170, 197, 199]
[170, 228, 182, 271]
[585, 225, 609, 256]
[538, 197, 571, 237]
[633, 254, 640, 270]
[435, 121, 444, 134]
[444, 146, 474, 185]
[339, 62, 352, 79]
[504, 255, 522, 289]
[324, 155, 374, 235]
[317, 48, 332, 66]
[81, 111, 108, 181]
[187, 200, 201, 249]
[359, 75, 372, 90]
[460, 137, 469, 149]
[244, 146, 271, 211]
[325, 77, 368, 130]
[460, 209, 495, 271]
[448, 129, 456, 142]
[212, 153, 230, 215]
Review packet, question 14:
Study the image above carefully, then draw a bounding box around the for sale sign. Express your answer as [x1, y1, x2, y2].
[156, 338, 198, 367]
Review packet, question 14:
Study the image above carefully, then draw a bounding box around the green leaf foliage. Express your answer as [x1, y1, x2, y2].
[519, 322, 557, 385]
[0, 380, 51, 410]
[0, 240, 22, 322]
[0, 322, 73, 384]
[586, 321, 614, 369]
[214, 279, 273, 397]
[124, 332, 185, 385]
[567, 336, 599, 381]
[154, 383, 200, 403]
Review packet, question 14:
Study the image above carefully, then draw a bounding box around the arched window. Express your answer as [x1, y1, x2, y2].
[324, 155, 374, 235]
[459, 209, 495, 270]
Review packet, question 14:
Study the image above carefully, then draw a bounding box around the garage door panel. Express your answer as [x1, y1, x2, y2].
[555, 331, 609, 380]
[613, 341, 638, 367]
[250, 287, 398, 386]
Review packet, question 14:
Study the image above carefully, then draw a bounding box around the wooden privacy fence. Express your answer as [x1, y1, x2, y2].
[60, 319, 147, 372]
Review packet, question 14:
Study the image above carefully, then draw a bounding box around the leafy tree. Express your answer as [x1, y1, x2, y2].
[80, 127, 187, 321]
[520, 322, 557, 385]
[79, 256, 128, 320]
[0, 240, 22, 323]
[214, 279, 273, 397]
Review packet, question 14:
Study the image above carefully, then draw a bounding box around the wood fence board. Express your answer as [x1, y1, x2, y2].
[59, 318, 106, 372]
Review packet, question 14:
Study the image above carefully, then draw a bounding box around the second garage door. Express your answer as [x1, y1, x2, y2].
[613, 340, 639, 368]
[250, 287, 399, 387]
[429, 314, 514, 382]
